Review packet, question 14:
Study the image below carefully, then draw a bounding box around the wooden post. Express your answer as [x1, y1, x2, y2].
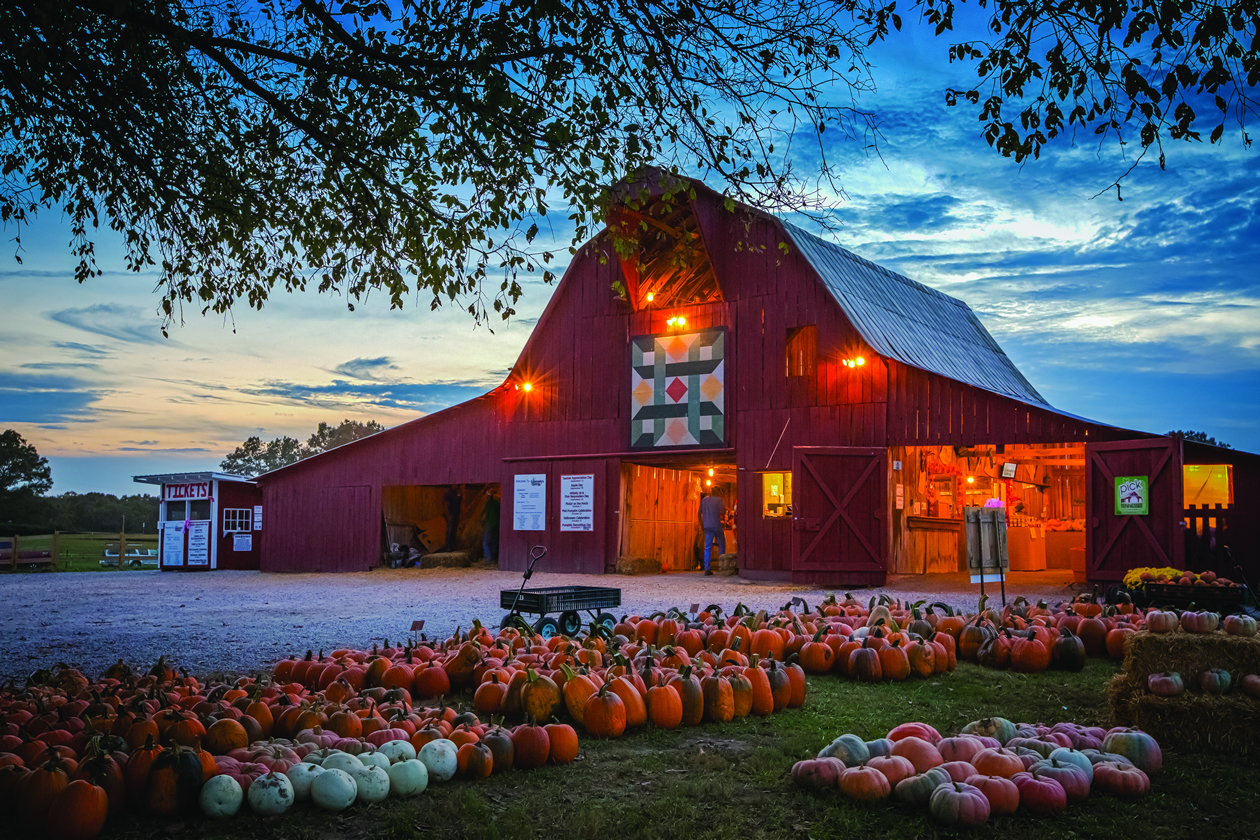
[52, 531, 60, 570]
[119, 531, 128, 568]
[12, 534, 19, 570]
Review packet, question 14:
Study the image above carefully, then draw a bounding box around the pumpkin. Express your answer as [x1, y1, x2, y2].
[838, 765, 892, 801]
[45, 779, 109, 840]
[669, 667, 705, 725]
[865, 738, 895, 759]
[124, 735, 163, 808]
[971, 748, 1025, 779]
[867, 755, 915, 787]
[887, 722, 942, 745]
[1223, 614, 1258, 637]
[285, 762, 325, 801]
[818, 734, 869, 766]
[1200, 668, 1232, 695]
[510, 724, 550, 770]
[387, 759, 429, 797]
[247, 772, 294, 816]
[645, 684, 683, 730]
[1105, 626, 1136, 659]
[937, 736, 984, 764]
[1046, 748, 1094, 782]
[938, 760, 978, 782]
[1009, 636, 1051, 673]
[1102, 728, 1162, 774]
[456, 742, 494, 779]
[1092, 761, 1150, 798]
[418, 738, 459, 781]
[204, 719, 248, 755]
[893, 767, 952, 806]
[1029, 758, 1090, 803]
[889, 736, 943, 774]
[481, 727, 515, 773]
[1076, 616, 1108, 657]
[799, 629, 837, 674]
[544, 723, 579, 764]
[1147, 671, 1184, 696]
[1241, 674, 1260, 698]
[849, 647, 882, 682]
[199, 773, 244, 818]
[1144, 610, 1179, 633]
[584, 683, 627, 738]
[146, 743, 205, 816]
[352, 763, 391, 804]
[960, 717, 1015, 745]
[378, 739, 418, 764]
[607, 676, 648, 728]
[791, 757, 846, 790]
[963, 773, 1020, 815]
[520, 669, 562, 722]
[878, 640, 911, 681]
[1011, 770, 1067, 815]
[929, 781, 990, 827]
[701, 674, 735, 723]
[310, 768, 357, 812]
[907, 640, 936, 677]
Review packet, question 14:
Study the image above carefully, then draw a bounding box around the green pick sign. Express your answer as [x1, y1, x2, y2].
[1115, 476, 1149, 515]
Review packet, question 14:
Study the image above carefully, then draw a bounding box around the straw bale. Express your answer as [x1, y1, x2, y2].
[1109, 673, 1260, 756]
[1123, 631, 1260, 683]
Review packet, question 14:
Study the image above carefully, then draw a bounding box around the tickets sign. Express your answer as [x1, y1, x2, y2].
[165, 482, 211, 501]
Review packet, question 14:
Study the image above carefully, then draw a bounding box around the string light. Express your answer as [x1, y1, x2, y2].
[708, 468, 714, 477]
[646, 293, 654, 302]
[666, 315, 687, 328]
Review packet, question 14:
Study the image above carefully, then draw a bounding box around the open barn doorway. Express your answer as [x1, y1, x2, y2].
[888, 443, 1087, 579]
[619, 459, 736, 573]
[381, 483, 497, 567]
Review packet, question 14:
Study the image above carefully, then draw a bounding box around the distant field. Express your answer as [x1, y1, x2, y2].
[0, 532, 159, 573]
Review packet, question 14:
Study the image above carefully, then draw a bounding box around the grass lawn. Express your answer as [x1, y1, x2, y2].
[102, 658, 1256, 840]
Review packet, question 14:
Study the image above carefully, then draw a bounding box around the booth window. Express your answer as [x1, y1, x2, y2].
[1184, 465, 1233, 507]
[189, 499, 212, 521]
[762, 472, 793, 518]
[223, 508, 253, 533]
[785, 325, 816, 378]
[164, 501, 186, 521]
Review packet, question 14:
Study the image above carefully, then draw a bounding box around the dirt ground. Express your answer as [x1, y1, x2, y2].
[0, 566, 1085, 682]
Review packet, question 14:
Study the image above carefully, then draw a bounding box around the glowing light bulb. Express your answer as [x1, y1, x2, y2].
[522, 382, 533, 392]
[966, 476, 975, 484]
[856, 356, 866, 366]
[646, 292, 654, 302]
[708, 468, 714, 477]
[677, 316, 686, 326]
[705, 479, 712, 486]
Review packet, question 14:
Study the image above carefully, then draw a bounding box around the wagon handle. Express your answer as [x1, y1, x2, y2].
[507, 545, 548, 621]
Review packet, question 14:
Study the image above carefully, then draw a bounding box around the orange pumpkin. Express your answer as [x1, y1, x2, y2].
[544, 723, 580, 764]
[456, 742, 494, 778]
[204, 718, 248, 755]
[18, 754, 70, 830]
[583, 683, 627, 738]
[701, 674, 734, 723]
[510, 723, 550, 770]
[46, 779, 108, 840]
[645, 684, 683, 730]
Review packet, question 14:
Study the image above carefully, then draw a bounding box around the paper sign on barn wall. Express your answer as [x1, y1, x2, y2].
[560, 474, 595, 532]
[253, 505, 263, 531]
[514, 474, 546, 531]
[187, 522, 210, 566]
[233, 533, 253, 552]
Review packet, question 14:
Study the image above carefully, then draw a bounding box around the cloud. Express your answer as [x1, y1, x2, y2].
[331, 356, 399, 380]
[52, 342, 111, 358]
[115, 446, 212, 453]
[21, 361, 103, 372]
[241, 378, 495, 413]
[47, 304, 172, 345]
[0, 371, 106, 424]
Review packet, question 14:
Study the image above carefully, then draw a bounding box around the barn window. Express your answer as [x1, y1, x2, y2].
[762, 472, 793, 518]
[222, 508, 253, 533]
[785, 326, 816, 377]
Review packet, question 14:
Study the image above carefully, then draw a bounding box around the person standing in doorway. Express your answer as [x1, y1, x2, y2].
[443, 485, 462, 551]
[482, 487, 500, 563]
[698, 488, 726, 575]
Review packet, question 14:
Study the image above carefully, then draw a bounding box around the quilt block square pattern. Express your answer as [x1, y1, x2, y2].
[630, 328, 726, 449]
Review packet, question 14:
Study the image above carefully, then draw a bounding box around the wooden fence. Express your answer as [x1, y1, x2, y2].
[0, 533, 160, 571]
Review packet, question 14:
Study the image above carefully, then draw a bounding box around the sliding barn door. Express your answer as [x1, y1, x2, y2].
[1085, 438, 1183, 581]
[791, 447, 887, 585]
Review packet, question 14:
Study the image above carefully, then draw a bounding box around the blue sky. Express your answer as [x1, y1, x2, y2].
[1, 18, 1256, 496]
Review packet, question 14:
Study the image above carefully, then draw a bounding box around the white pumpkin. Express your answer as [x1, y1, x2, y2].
[199, 774, 243, 819]
[418, 739, 458, 783]
[322, 752, 365, 775]
[286, 762, 325, 801]
[359, 751, 391, 771]
[388, 759, 429, 797]
[247, 772, 295, 816]
[311, 768, 358, 812]
[377, 739, 417, 764]
[353, 763, 391, 804]
[302, 748, 342, 766]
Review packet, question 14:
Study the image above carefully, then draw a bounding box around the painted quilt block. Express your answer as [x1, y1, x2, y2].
[630, 328, 726, 449]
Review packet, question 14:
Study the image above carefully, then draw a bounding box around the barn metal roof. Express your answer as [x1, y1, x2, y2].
[783, 223, 1050, 407]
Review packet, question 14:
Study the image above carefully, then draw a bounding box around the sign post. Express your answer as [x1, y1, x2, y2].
[965, 506, 1010, 606]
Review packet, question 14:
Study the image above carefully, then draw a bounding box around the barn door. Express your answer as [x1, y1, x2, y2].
[791, 447, 887, 585]
[312, 485, 375, 572]
[1085, 438, 1183, 582]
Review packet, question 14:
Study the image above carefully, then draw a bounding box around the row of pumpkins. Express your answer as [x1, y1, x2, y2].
[794, 717, 1162, 827]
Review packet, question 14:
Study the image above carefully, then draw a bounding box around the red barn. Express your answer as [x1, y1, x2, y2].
[255, 174, 1258, 587]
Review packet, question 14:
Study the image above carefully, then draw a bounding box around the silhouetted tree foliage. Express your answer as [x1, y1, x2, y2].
[2, 0, 1254, 323]
[1169, 429, 1232, 448]
[220, 418, 384, 476]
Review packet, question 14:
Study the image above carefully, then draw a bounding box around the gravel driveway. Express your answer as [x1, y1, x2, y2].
[0, 568, 1085, 683]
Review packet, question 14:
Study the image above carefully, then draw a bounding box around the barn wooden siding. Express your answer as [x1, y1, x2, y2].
[258, 185, 1139, 576]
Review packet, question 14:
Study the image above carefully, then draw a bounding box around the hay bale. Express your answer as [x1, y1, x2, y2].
[1124, 631, 1260, 682]
[714, 552, 739, 576]
[421, 551, 473, 568]
[1109, 672, 1260, 756]
[615, 556, 662, 576]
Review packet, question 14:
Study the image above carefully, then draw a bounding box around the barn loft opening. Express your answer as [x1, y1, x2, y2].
[608, 193, 722, 310]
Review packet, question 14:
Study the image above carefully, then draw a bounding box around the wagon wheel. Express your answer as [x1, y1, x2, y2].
[557, 611, 582, 637]
[595, 612, 618, 632]
[534, 616, 560, 638]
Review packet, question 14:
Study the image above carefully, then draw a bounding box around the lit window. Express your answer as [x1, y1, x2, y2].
[762, 472, 793, 518]
[1184, 465, 1233, 507]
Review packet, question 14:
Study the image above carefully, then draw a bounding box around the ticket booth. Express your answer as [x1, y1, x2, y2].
[133, 472, 262, 570]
